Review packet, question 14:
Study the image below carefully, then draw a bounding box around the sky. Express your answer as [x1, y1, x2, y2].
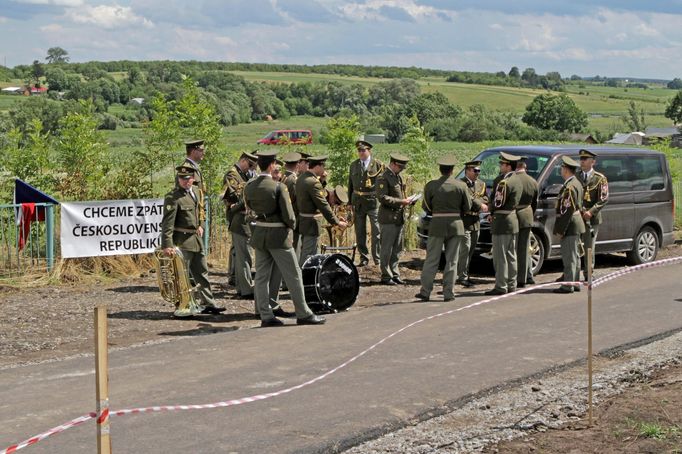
[1, 0, 681, 79]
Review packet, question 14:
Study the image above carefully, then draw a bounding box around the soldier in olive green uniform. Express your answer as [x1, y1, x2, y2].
[281, 152, 303, 259]
[161, 165, 224, 315]
[554, 156, 586, 294]
[416, 156, 472, 302]
[377, 153, 412, 285]
[485, 152, 523, 295]
[348, 140, 384, 266]
[183, 139, 208, 224]
[577, 149, 609, 277]
[296, 156, 348, 266]
[222, 152, 257, 298]
[243, 151, 326, 327]
[456, 160, 489, 288]
[515, 157, 539, 288]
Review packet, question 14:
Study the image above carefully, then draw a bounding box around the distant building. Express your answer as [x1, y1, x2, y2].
[1, 86, 23, 94]
[568, 133, 598, 144]
[28, 86, 48, 95]
[360, 133, 386, 144]
[130, 97, 145, 105]
[643, 126, 681, 147]
[606, 132, 645, 145]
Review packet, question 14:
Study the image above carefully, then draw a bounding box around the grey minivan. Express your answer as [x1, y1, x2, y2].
[418, 145, 675, 273]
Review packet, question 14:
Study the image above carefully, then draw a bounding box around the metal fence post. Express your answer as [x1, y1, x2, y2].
[46, 204, 55, 272]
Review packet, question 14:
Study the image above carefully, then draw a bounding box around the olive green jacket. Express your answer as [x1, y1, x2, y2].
[348, 157, 384, 210]
[581, 170, 608, 226]
[222, 164, 250, 236]
[161, 186, 202, 252]
[183, 157, 206, 222]
[515, 170, 539, 230]
[295, 170, 338, 236]
[554, 176, 586, 236]
[377, 167, 406, 225]
[461, 177, 489, 231]
[422, 175, 472, 237]
[490, 172, 522, 235]
[243, 175, 295, 249]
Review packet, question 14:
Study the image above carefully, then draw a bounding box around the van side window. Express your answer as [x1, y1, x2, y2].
[595, 157, 631, 193]
[631, 156, 664, 191]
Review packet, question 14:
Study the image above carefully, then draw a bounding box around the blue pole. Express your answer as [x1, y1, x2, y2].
[46, 204, 55, 271]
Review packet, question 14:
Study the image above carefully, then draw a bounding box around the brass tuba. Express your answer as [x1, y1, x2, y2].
[154, 248, 203, 317]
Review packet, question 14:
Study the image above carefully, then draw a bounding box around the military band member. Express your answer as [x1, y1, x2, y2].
[456, 160, 489, 288]
[222, 152, 257, 299]
[515, 157, 539, 288]
[416, 156, 472, 302]
[554, 156, 585, 293]
[485, 152, 522, 295]
[348, 140, 384, 266]
[578, 149, 608, 278]
[377, 153, 412, 285]
[243, 150, 326, 326]
[161, 165, 224, 315]
[281, 152, 303, 258]
[183, 139, 208, 223]
[296, 155, 348, 265]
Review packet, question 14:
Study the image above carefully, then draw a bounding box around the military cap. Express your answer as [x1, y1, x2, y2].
[184, 139, 205, 150]
[436, 155, 457, 166]
[240, 151, 258, 163]
[499, 151, 521, 164]
[308, 155, 329, 165]
[175, 165, 196, 178]
[464, 160, 482, 169]
[282, 151, 302, 163]
[561, 155, 580, 170]
[256, 149, 278, 165]
[578, 149, 597, 159]
[299, 151, 312, 160]
[275, 158, 284, 166]
[355, 140, 373, 150]
[334, 185, 349, 204]
[390, 153, 410, 166]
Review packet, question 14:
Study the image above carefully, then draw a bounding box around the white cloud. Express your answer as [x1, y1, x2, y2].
[66, 4, 154, 29]
[39, 23, 63, 32]
[0, 16, 8, 23]
[339, 0, 456, 22]
[14, 0, 83, 5]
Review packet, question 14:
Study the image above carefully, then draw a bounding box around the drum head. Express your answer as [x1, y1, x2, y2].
[302, 253, 359, 312]
[316, 254, 359, 312]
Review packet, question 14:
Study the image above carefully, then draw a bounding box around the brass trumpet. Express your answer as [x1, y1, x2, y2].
[154, 248, 203, 317]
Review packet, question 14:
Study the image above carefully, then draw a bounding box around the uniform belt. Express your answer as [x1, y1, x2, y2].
[493, 209, 513, 215]
[254, 221, 286, 227]
[516, 204, 531, 210]
[299, 213, 322, 218]
[464, 211, 480, 216]
[173, 227, 197, 233]
[431, 213, 461, 218]
[354, 191, 375, 196]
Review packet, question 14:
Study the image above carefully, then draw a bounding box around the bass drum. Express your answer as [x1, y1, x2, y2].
[301, 254, 359, 313]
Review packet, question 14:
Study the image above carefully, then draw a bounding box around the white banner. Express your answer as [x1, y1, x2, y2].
[60, 198, 164, 258]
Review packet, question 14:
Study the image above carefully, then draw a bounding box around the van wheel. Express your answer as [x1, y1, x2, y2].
[626, 226, 658, 265]
[529, 231, 545, 276]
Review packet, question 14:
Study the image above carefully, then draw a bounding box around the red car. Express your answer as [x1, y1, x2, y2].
[257, 129, 313, 145]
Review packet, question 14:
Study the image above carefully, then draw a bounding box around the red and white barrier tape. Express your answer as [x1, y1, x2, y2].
[3, 256, 681, 453]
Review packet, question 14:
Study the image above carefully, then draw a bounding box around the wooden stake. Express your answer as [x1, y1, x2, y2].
[95, 305, 112, 454]
[586, 248, 593, 426]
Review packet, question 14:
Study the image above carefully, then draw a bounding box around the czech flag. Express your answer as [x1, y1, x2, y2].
[13, 179, 59, 251]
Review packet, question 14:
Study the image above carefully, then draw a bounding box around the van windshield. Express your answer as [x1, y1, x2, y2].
[458, 151, 551, 187]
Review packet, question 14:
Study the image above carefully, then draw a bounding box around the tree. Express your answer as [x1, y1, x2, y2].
[46, 47, 70, 64]
[31, 60, 44, 85]
[668, 78, 682, 90]
[664, 91, 682, 125]
[45, 67, 68, 91]
[400, 115, 434, 185]
[509, 66, 520, 79]
[522, 93, 588, 132]
[622, 101, 647, 132]
[521, 67, 538, 86]
[324, 115, 361, 188]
